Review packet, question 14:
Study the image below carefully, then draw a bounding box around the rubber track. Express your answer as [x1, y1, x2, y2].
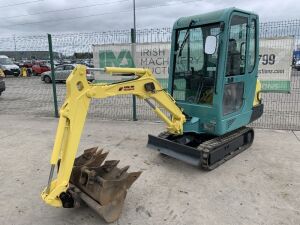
[198, 126, 254, 170]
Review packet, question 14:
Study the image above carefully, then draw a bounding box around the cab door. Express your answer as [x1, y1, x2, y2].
[222, 13, 249, 118]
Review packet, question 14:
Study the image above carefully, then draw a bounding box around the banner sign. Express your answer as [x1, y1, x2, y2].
[92, 43, 170, 82]
[258, 36, 294, 92]
[93, 37, 294, 92]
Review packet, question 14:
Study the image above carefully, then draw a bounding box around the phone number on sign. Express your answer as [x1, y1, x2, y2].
[259, 54, 276, 65]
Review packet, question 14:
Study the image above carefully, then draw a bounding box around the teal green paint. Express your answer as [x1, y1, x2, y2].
[99, 50, 135, 68]
[168, 8, 260, 136]
[172, 7, 254, 30]
[157, 78, 168, 89]
[260, 80, 291, 93]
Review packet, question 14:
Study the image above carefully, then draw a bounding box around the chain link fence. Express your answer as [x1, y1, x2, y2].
[252, 20, 300, 130]
[0, 20, 299, 130]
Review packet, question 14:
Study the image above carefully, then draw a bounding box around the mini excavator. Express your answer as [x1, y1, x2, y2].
[41, 8, 263, 223]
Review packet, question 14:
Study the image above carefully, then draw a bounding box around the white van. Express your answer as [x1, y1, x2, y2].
[0, 55, 20, 76]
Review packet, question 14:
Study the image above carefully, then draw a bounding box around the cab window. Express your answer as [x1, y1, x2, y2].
[226, 15, 248, 76]
[248, 19, 257, 72]
[223, 82, 244, 115]
[173, 23, 221, 105]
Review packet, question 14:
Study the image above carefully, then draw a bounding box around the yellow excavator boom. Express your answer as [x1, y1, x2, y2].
[41, 65, 186, 211]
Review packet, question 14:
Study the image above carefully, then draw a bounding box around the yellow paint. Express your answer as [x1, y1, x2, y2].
[21, 67, 27, 77]
[253, 79, 262, 106]
[41, 65, 186, 207]
[0, 69, 4, 77]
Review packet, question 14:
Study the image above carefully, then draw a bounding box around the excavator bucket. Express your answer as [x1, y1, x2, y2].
[66, 147, 141, 223]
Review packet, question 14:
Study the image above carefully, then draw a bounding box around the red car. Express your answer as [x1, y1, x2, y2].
[32, 63, 50, 76]
[18, 61, 34, 68]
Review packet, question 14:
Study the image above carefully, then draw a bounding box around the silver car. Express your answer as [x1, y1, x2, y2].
[41, 64, 94, 83]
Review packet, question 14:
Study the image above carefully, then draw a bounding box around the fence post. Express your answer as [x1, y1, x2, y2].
[131, 28, 137, 121]
[47, 34, 59, 118]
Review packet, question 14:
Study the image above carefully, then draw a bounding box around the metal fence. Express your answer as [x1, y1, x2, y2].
[252, 20, 300, 130]
[0, 20, 300, 130]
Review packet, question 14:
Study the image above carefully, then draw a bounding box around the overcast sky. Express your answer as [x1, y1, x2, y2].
[0, 0, 299, 34]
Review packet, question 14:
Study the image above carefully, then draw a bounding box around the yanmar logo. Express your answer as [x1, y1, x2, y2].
[119, 86, 135, 91]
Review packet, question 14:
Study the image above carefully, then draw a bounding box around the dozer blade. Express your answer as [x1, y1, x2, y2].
[67, 147, 142, 223]
[148, 134, 203, 166]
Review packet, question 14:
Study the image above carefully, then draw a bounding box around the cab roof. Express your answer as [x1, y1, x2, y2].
[173, 7, 257, 29]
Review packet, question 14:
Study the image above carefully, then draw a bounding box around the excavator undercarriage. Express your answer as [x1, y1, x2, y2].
[148, 126, 254, 170]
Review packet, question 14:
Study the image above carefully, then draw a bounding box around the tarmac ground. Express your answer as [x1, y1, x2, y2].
[0, 114, 299, 225]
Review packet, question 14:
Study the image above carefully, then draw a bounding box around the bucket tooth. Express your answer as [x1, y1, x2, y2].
[82, 147, 98, 159]
[68, 147, 142, 222]
[83, 146, 98, 156]
[117, 166, 130, 178]
[101, 160, 120, 173]
[123, 171, 142, 188]
[84, 151, 109, 168]
[74, 147, 99, 166]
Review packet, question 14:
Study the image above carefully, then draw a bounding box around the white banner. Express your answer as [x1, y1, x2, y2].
[93, 43, 170, 80]
[135, 43, 170, 78]
[258, 36, 294, 92]
[93, 37, 294, 92]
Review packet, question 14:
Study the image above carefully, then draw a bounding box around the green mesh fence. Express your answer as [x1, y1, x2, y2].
[0, 21, 300, 130]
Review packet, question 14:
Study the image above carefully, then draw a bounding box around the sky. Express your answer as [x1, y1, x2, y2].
[0, 0, 299, 34]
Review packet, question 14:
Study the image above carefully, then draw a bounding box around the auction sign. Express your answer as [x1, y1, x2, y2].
[93, 43, 170, 82]
[258, 36, 294, 92]
[93, 37, 294, 92]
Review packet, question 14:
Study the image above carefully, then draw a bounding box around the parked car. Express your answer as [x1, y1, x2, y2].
[292, 50, 300, 66]
[41, 64, 94, 83]
[0, 69, 5, 95]
[32, 63, 51, 76]
[0, 55, 20, 77]
[15, 60, 34, 76]
[18, 60, 34, 68]
[294, 60, 300, 71]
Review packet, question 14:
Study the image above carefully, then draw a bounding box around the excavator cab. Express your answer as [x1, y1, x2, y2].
[169, 8, 263, 135]
[148, 8, 263, 168]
